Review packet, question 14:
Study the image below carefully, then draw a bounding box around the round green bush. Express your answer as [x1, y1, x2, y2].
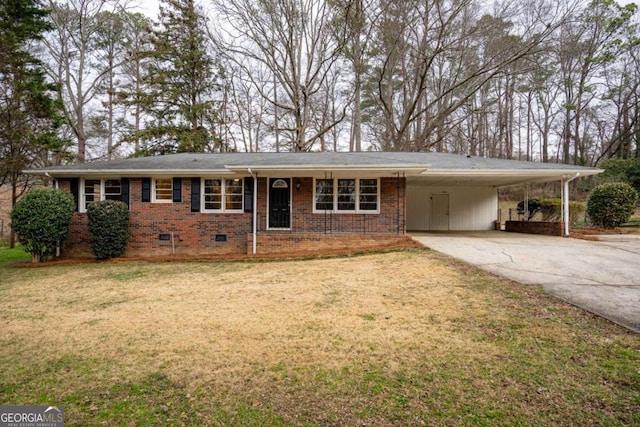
[587, 182, 638, 229]
[10, 188, 76, 262]
[87, 200, 130, 259]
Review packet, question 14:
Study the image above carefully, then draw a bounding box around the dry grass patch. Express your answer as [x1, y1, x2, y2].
[1, 249, 638, 426]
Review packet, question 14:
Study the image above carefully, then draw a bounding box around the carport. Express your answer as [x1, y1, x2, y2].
[406, 154, 602, 236]
[412, 232, 640, 333]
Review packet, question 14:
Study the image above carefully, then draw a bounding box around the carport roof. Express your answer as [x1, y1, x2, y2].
[27, 151, 601, 186]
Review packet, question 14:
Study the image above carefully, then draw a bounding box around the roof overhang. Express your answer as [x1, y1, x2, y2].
[27, 168, 235, 178]
[25, 155, 602, 187]
[226, 164, 430, 178]
[408, 168, 603, 187]
[26, 165, 431, 178]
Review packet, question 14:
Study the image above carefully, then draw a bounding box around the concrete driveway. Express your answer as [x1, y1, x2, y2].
[411, 231, 640, 333]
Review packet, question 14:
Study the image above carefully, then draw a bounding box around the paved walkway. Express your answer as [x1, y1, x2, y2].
[411, 231, 640, 333]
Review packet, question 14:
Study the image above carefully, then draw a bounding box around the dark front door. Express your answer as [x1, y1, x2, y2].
[269, 178, 291, 229]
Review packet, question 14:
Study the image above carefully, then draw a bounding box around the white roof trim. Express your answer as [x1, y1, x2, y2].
[422, 169, 603, 177]
[28, 165, 432, 177]
[225, 164, 430, 171]
[28, 169, 236, 177]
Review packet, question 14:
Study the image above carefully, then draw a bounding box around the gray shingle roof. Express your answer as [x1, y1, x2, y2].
[28, 151, 601, 173]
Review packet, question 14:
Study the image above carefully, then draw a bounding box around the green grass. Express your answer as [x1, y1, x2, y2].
[0, 244, 30, 263]
[0, 252, 638, 426]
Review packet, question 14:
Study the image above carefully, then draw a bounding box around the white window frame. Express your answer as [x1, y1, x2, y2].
[151, 177, 173, 203]
[201, 178, 244, 213]
[358, 178, 380, 213]
[313, 178, 380, 214]
[80, 178, 122, 212]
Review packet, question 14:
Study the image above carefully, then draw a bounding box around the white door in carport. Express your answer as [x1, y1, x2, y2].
[430, 193, 449, 231]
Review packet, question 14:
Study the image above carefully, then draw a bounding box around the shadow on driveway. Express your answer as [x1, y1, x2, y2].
[411, 231, 640, 333]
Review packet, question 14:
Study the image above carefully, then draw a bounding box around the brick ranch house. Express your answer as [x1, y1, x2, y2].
[27, 152, 601, 257]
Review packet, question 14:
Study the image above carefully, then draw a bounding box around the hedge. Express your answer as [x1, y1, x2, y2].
[539, 198, 585, 225]
[87, 200, 130, 259]
[587, 183, 638, 229]
[10, 188, 76, 262]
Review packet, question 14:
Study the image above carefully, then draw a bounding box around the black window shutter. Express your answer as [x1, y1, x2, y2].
[190, 178, 201, 212]
[172, 177, 182, 202]
[141, 178, 151, 202]
[69, 178, 79, 212]
[244, 177, 253, 213]
[121, 178, 130, 209]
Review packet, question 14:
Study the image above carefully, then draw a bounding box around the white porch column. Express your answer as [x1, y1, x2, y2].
[249, 169, 258, 255]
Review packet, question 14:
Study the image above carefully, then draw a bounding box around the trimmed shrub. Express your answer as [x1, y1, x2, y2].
[517, 199, 540, 220]
[587, 182, 638, 229]
[539, 198, 585, 225]
[87, 200, 130, 259]
[10, 188, 76, 262]
[539, 198, 561, 221]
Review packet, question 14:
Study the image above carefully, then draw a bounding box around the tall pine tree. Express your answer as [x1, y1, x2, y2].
[0, 0, 68, 246]
[135, 0, 223, 155]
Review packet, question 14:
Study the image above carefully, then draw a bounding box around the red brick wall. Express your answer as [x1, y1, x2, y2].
[248, 233, 413, 256]
[256, 177, 405, 234]
[0, 185, 11, 241]
[57, 176, 407, 257]
[505, 220, 564, 236]
[127, 178, 252, 256]
[60, 178, 252, 256]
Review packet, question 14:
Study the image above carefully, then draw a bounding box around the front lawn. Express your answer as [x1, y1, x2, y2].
[0, 249, 638, 426]
[0, 244, 30, 263]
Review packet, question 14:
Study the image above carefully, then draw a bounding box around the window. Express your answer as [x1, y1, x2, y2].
[314, 178, 379, 213]
[359, 179, 378, 211]
[83, 179, 100, 210]
[203, 179, 222, 210]
[81, 178, 122, 212]
[202, 178, 243, 212]
[315, 179, 333, 210]
[337, 179, 356, 211]
[225, 179, 243, 210]
[104, 179, 122, 201]
[153, 178, 173, 202]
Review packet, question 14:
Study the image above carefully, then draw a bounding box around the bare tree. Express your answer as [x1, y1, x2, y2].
[555, 0, 636, 165]
[337, 0, 378, 151]
[93, 10, 129, 159]
[116, 12, 154, 153]
[362, 0, 576, 153]
[212, 0, 349, 151]
[594, 10, 640, 162]
[43, 0, 125, 162]
[222, 60, 272, 152]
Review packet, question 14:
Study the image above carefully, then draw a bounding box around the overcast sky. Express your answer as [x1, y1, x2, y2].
[132, 0, 159, 18]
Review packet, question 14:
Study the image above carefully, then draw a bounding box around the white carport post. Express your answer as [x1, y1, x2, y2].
[562, 173, 580, 237]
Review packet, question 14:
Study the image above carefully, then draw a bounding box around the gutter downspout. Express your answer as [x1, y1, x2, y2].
[249, 168, 257, 255]
[562, 173, 580, 237]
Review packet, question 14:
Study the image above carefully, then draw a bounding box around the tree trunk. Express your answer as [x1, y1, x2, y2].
[10, 180, 17, 248]
[352, 73, 362, 152]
